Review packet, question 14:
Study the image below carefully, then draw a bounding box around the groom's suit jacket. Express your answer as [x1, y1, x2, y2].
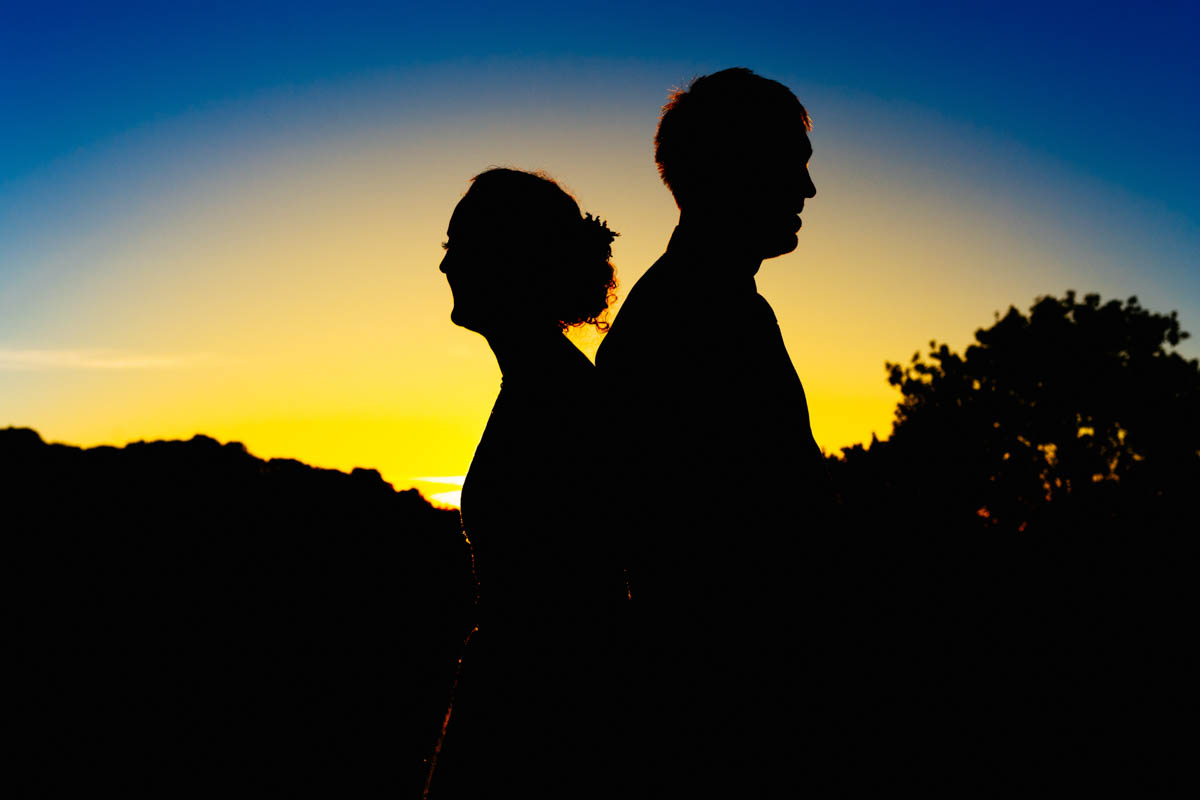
[596, 225, 827, 638]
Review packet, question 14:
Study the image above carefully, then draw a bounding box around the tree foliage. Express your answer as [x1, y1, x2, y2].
[820, 293, 1198, 785]
[834, 291, 1200, 531]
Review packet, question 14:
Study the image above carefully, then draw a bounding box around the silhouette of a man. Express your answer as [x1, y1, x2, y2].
[596, 67, 827, 794]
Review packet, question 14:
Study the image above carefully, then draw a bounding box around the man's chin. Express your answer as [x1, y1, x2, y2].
[761, 232, 799, 260]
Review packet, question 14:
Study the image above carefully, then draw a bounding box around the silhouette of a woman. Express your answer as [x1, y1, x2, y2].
[428, 168, 625, 797]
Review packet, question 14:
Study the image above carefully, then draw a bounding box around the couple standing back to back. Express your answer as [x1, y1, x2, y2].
[431, 67, 827, 797]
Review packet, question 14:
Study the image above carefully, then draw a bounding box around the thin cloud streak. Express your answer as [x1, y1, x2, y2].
[412, 477, 465, 509]
[0, 349, 207, 370]
[429, 490, 462, 508]
[414, 476, 467, 486]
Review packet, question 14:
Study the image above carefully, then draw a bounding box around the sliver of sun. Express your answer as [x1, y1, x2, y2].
[414, 476, 466, 509]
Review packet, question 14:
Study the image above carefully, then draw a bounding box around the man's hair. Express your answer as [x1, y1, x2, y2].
[654, 67, 811, 206]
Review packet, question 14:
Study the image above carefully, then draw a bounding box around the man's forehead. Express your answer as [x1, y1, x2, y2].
[446, 201, 483, 239]
[447, 194, 488, 229]
[758, 123, 812, 156]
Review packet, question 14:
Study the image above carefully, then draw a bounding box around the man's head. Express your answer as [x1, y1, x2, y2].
[655, 67, 816, 259]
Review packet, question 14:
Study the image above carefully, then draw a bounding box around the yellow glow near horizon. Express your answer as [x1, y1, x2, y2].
[430, 491, 464, 509]
[4, 93, 1173, 500]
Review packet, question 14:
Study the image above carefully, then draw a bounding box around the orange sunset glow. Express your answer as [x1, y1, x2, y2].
[8, 77, 1189, 502]
[4, 10, 1197, 508]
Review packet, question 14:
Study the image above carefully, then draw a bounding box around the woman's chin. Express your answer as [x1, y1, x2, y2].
[450, 308, 477, 330]
[451, 309, 498, 336]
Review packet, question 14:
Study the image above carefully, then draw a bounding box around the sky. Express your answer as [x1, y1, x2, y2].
[2, 1, 1197, 503]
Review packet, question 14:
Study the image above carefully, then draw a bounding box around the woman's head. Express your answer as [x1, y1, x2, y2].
[439, 168, 617, 335]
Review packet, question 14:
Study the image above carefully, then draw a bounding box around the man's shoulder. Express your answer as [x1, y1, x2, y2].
[596, 253, 678, 366]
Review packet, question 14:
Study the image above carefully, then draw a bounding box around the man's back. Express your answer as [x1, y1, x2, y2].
[599, 228, 824, 516]
[597, 227, 828, 792]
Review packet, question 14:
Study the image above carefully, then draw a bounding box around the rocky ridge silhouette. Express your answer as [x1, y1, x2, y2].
[5, 427, 472, 795]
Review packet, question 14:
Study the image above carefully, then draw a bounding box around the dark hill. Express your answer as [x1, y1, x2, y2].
[5, 427, 473, 795]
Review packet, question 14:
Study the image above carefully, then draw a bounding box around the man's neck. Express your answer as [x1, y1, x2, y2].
[672, 212, 764, 277]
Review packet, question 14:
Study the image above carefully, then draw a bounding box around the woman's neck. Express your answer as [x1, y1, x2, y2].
[483, 325, 572, 378]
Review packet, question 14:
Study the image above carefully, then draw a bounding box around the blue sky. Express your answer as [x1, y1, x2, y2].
[4, 1, 1197, 216]
[1, 0, 1197, 484]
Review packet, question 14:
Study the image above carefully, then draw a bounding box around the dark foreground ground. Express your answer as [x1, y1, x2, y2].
[7, 425, 1196, 795]
[6, 427, 472, 795]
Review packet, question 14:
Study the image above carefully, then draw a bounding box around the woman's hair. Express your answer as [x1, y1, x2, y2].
[466, 167, 618, 331]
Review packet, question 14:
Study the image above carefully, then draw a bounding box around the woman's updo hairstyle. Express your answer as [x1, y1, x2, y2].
[466, 168, 618, 331]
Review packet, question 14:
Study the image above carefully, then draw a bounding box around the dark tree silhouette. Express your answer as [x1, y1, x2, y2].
[821, 292, 1198, 792]
[834, 291, 1199, 532]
